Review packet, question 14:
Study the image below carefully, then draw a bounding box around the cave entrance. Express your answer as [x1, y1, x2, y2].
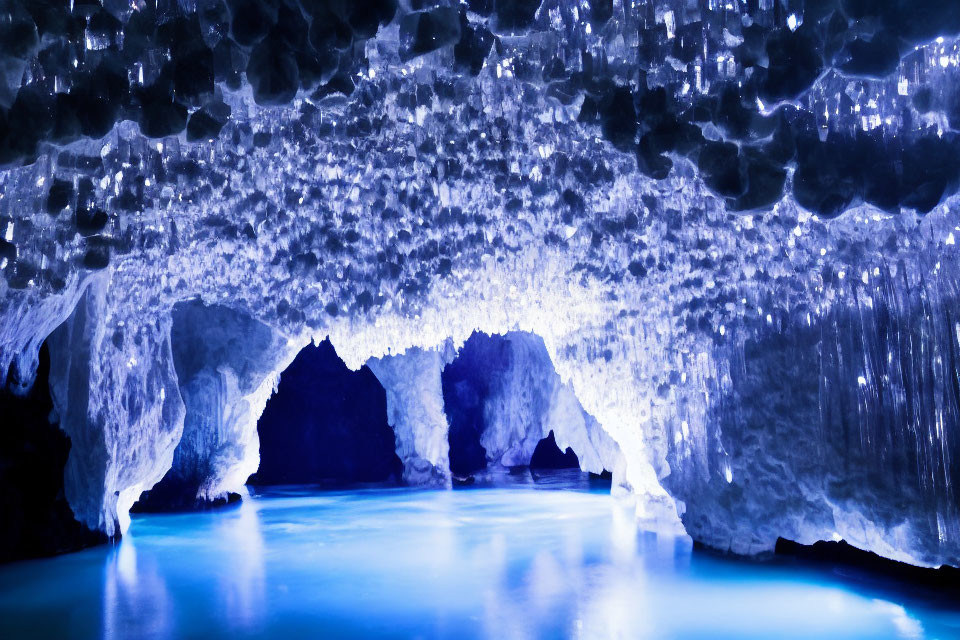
[441, 331, 613, 487]
[529, 431, 580, 470]
[253, 330, 605, 491]
[0, 340, 105, 560]
[253, 329, 611, 490]
[247, 339, 403, 487]
[136, 323, 616, 515]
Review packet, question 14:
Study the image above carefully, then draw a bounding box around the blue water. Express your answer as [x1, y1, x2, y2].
[1, 472, 958, 639]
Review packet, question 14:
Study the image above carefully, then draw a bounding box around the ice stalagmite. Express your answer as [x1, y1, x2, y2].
[367, 346, 452, 486]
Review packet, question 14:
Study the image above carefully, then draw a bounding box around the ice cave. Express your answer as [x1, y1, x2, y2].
[2, 0, 960, 637]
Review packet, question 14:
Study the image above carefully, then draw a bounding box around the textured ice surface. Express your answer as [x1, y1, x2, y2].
[140, 301, 299, 506]
[442, 332, 633, 488]
[0, 0, 959, 566]
[367, 346, 452, 485]
[45, 275, 185, 536]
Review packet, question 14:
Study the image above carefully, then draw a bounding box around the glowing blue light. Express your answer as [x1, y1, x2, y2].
[0, 484, 951, 638]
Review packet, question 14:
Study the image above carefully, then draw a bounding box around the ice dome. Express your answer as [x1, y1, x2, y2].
[1, 0, 959, 569]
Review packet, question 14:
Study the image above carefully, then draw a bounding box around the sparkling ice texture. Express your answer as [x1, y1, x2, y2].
[0, 0, 960, 568]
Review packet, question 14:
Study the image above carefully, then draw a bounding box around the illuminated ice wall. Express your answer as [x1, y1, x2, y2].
[1, 0, 959, 567]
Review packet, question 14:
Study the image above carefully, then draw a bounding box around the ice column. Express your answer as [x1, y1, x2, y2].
[47, 278, 185, 535]
[163, 301, 300, 502]
[367, 347, 452, 486]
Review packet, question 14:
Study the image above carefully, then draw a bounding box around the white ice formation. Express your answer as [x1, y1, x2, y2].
[367, 346, 452, 486]
[0, 0, 959, 568]
[163, 301, 300, 503]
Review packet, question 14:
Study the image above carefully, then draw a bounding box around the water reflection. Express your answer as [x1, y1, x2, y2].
[103, 539, 173, 640]
[214, 496, 266, 632]
[1, 473, 958, 639]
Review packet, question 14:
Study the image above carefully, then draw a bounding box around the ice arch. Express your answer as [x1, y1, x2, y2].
[440, 331, 629, 486]
[24, 262, 958, 567]
[135, 300, 299, 510]
[3, 258, 689, 552]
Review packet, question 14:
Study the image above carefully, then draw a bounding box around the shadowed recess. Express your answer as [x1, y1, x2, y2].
[530, 430, 580, 470]
[248, 338, 402, 485]
[0, 342, 106, 561]
[440, 331, 512, 477]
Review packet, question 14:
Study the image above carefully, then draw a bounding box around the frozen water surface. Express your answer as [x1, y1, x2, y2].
[1, 473, 958, 640]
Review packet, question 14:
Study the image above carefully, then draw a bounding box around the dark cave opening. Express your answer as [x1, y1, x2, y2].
[254, 330, 595, 488]
[440, 331, 511, 477]
[248, 338, 403, 486]
[0, 342, 105, 562]
[529, 431, 580, 470]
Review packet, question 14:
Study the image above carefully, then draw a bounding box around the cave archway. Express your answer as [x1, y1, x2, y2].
[529, 431, 580, 470]
[441, 330, 620, 483]
[248, 339, 403, 486]
[134, 326, 622, 515]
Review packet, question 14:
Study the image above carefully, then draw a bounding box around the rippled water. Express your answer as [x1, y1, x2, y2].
[1, 471, 958, 639]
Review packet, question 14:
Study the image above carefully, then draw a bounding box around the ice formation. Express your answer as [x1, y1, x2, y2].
[135, 300, 299, 509]
[367, 346, 452, 485]
[1, 0, 960, 567]
[442, 331, 630, 490]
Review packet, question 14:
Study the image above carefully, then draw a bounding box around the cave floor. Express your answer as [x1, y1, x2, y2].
[1, 471, 958, 639]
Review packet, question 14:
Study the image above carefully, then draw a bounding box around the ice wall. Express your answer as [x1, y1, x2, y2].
[663, 257, 960, 566]
[46, 276, 185, 535]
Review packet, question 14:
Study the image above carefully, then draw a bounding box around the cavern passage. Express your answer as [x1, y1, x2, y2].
[3, 0, 960, 634]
